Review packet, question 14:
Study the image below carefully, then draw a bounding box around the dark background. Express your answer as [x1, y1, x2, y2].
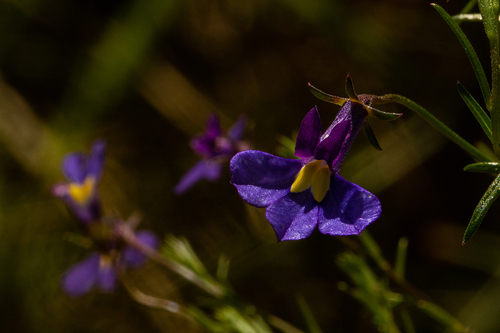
[1, 0, 499, 332]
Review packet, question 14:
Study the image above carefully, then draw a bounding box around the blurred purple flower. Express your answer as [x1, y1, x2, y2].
[174, 114, 249, 194]
[230, 104, 381, 241]
[52, 140, 106, 224]
[61, 230, 159, 296]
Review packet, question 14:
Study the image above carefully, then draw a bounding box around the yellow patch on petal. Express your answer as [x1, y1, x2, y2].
[290, 160, 332, 202]
[311, 165, 331, 202]
[68, 177, 95, 204]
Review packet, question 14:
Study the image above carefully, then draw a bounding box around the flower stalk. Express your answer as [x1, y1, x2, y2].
[371, 94, 494, 162]
[478, 0, 500, 157]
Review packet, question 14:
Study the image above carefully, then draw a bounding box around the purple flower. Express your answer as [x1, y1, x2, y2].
[52, 140, 106, 224]
[61, 230, 159, 296]
[174, 114, 249, 194]
[230, 103, 382, 241]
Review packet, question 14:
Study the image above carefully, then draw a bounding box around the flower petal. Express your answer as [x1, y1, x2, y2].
[318, 174, 381, 236]
[174, 160, 222, 194]
[62, 153, 87, 184]
[295, 107, 322, 162]
[227, 114, 248, 141]
[121, 230, 159, 268]
[87, 139, 106, 181]
[315, 100, 367, 172]
[205, 114, 223, 140]
[266, 190, 318, 241]
[60, 252, 100, 296]
[314, 119, 350, 171]
[230, 150, 304, 208]
[96, 261, 117, 293]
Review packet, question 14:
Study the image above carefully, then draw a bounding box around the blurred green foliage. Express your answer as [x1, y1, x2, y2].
[1, 0, 500, 332]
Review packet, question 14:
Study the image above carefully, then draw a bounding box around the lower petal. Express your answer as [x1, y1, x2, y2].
[266, 190, 318, 241]
[60, 252, 101, 296]
[97, 259, 118, 293]
[174, 160, 222, 194]
[318, 174, 381, 236]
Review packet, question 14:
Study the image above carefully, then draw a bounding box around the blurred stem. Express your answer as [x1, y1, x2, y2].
[115, 223, 226, 298]
[266, 315, 306, 333]
[372, 94, 494, 162]
[394, 237, 409, 280]
[478, 0, 500, 157]
[121, 276, 192, 317]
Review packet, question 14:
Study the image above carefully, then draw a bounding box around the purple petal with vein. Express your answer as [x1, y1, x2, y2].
[266, 190, 319, 241]
[314, 119, 350, 171]
[230, 150, 303, 207]
[295, 107, 322, 162]
[318, 174, 381, 236]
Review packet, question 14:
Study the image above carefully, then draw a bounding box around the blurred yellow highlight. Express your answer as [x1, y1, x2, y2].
[69, 177, 95, 204]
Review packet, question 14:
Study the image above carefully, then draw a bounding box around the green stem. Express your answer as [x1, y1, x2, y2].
[372, 94, 494, 162]
[478, 0, 500, 157]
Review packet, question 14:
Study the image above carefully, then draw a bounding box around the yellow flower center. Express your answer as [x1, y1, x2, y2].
[68, 177, 95, 204]
[290, 160, 332, 202]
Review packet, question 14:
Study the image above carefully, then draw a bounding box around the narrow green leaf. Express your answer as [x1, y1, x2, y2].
[363, 122, 383, 151]
[478, 0, 500, 158]
[460, 0, 479, 15]
[359, 230, 391, 272]
[297, 296, 323, 333]
[308, 83, 347, 106]
[464, 161, 500, 173]
[345, 74, 358, 100]
[432, 3, 491, 106]
[463, 172, 500, 244]
[457, 82, 492, 141]
[394, 237, 409, 280]
[365, 105, 403, 121]
[417, 300, 466, 332]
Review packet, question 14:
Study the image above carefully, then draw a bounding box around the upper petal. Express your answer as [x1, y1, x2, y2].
[266, 190, 319, 241]
[87, 139, 106, 181]
[205, 114, 223, 140]
[60, 252, 101, 296]
[295, 107, 322, 161]
[314, 119, 350, 171]
[62, 153, 87, 184]
[174, 160, 222, 194]
[316, 100, 367, 172]
[227, 114, 248, 141]
[318, 174, 381, 236]
[230, 150, 304, 208]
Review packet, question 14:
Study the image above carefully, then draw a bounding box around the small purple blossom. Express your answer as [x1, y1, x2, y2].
[174, 114, 249, 194]
[52, 140, 106, 224]
[61, 230, 159, 296]
[230, 103, 382, 241]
